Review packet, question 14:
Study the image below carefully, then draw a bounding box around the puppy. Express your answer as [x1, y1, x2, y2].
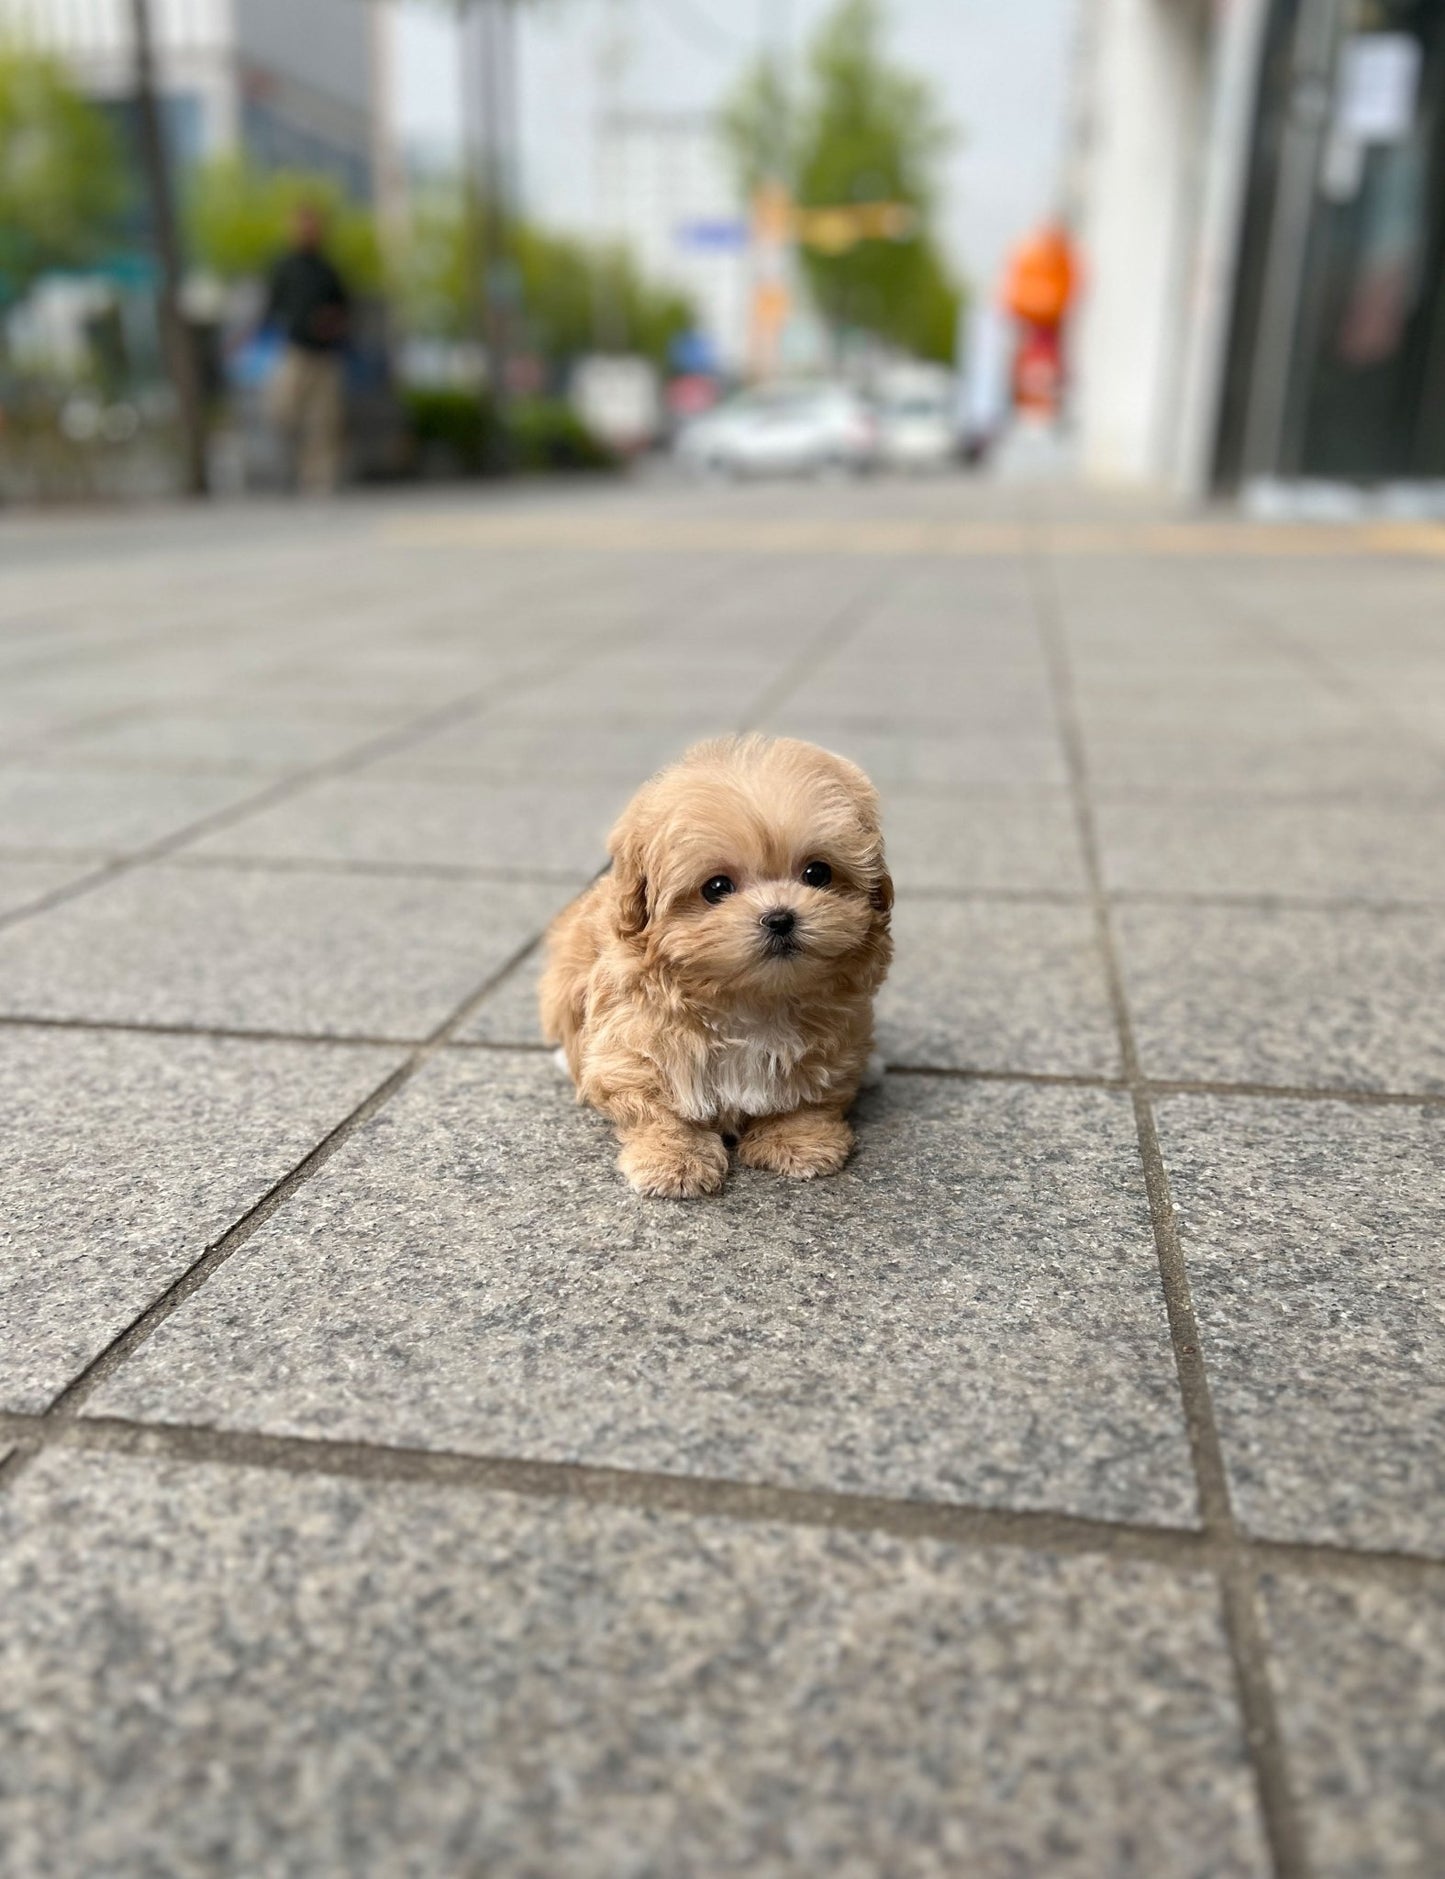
[539, 734, 892, 1198]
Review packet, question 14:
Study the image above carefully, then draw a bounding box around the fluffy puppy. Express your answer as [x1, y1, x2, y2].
[539, 734, 893, 1198]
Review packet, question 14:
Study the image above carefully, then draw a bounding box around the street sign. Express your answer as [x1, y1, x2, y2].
[674, 219, 750, 253]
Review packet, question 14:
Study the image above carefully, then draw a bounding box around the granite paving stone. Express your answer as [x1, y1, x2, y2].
[1261, 1572, 1445, 1879]
[0, 764, 261, 854]
[513, 660, 782, 719]
[1117, 902, 1445, 1092]
[1154, 1095, 1445, 1552]
[882, 789, 1088, 893]
[41, 705, 398, 774]
[368, 711, 726, 782]
[0, 858, 95, 918]
[453, 956, 549, 1046]
[96, 1057, 1198, 1527]
[0, 1450, 1268, 1879]
[877, 895, 1118, 1075]
[0, 1027, 398, 1409]
[800, 666, 1055, 726]
[6, 483, 1445, 1868]
[0, 866, 572, 1039]
[1070, 667, 1351, 733]
[765, 714, 1070, 788]
[186, 775, 619, 876]
[1096, 797, 1445, 902]
[1082, 722, 1445, 801]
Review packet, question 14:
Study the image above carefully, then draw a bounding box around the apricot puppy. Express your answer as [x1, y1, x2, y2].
[539, 735, 893, 1198]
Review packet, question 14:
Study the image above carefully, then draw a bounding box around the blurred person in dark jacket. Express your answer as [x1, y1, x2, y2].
[264, 204, 350, 493]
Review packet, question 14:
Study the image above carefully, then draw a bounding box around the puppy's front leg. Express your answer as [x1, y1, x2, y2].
[616, 1111, 728, 1200]
[738, 1105, 854, 1180]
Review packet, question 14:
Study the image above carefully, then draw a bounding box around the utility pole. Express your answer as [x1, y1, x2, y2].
[459, 0, 515, 454]
[592, 0, 630, 352]
[479, 0, 511, 427]
[128, 0, 208, 496]
[368, 0, 409, 269]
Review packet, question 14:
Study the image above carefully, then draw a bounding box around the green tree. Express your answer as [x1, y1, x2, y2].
[399, 185, 694, 372]
[717, 54, 794, 201]
[0, 52, 127, 306]
[719, 0, 962, 363]
[185, 155, 385, 292]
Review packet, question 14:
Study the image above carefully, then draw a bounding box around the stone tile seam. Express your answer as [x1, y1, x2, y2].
[14, 745, 1444, 813]
[1029, 528, 1311, 1879]
[0, 554, 736, 940]
[0, 1410, 1439, 1590]
[164, 855, 589, 886]
[7, 848, 1444, 921]
[5, 1012, 1441, 1112]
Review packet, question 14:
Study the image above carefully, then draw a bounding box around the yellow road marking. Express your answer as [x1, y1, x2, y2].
[380, 513, 1445, 560]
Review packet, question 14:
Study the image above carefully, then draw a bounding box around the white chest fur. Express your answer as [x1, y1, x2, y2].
[669, 1011, 812, 1124]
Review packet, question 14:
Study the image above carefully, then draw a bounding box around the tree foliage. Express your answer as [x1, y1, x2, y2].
[0, 52, 127, 304]
[400, 187, 694, 370]
[184, 156, 386, 292]
[719, 0, 962, 363]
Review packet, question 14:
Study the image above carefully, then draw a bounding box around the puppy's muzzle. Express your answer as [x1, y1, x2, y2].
[760, 906, 802, 958]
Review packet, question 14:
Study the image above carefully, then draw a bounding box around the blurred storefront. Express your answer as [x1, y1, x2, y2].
[1072, 0, 1445, 498]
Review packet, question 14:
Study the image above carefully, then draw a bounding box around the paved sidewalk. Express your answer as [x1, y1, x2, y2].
[1, 480, 1442, 1877]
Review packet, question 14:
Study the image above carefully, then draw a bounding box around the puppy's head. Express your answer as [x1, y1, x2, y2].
[607, 735, 892, 999]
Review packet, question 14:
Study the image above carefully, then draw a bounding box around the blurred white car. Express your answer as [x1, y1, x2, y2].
[676, 383, 877, 478]
[876, 383, 958, 471]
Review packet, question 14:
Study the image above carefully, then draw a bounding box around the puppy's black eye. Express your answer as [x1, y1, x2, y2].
[701, 875, 735, 904]
[801, 860, 832, 888]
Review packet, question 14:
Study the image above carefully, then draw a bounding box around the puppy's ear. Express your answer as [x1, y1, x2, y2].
[869, 858, 894, 915]
[607, 805, 650, 938]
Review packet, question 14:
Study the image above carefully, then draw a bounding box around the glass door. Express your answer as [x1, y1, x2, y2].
[1290, 0, 1445, 477]
[1215, 0, 1445, 485]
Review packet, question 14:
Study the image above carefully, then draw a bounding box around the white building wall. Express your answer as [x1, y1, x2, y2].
[598, 113, 749, 372]
[1074, 0, 1211, 484]
[0, 0, 227, 55]
[1172, 0, 1272, 495]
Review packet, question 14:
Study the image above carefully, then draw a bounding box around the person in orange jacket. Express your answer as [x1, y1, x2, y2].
[1002, 222, 1079, 419]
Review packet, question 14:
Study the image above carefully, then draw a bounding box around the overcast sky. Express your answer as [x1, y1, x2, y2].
[392, 0, 1078, 297]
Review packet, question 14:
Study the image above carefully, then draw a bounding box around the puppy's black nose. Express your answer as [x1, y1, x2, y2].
[761, 908, 796, 936]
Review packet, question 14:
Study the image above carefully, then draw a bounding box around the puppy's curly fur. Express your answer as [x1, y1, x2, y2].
[539, 735, 893, 1197]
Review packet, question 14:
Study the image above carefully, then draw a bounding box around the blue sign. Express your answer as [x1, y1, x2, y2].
[673, 218, 749, 253]
[669, 329, 720, 375]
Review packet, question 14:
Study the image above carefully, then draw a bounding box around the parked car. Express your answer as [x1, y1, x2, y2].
[876, 375, 959, 472]
[676, 382, 877, 478]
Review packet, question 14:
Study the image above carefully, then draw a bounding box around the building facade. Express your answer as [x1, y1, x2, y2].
[1073, 0, 1445, 495]
[593, 108, 751, 374]
[0, 0, 377, 199]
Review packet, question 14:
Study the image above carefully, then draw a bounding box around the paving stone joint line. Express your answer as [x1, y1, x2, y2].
[1029, 523, 1312, 1879]
[1, 1408, 1440, 1593]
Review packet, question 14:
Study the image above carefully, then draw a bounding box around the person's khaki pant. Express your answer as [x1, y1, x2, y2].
[268, 345, 345, 493]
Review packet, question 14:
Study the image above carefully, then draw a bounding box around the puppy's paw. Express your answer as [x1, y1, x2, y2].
[739, 1110, 853, 1180]
[618, 1126, 728, 1200]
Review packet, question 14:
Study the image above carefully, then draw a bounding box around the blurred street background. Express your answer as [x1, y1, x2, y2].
[2, 3, 1445, 1877]
[2, 0, 1438, 504]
